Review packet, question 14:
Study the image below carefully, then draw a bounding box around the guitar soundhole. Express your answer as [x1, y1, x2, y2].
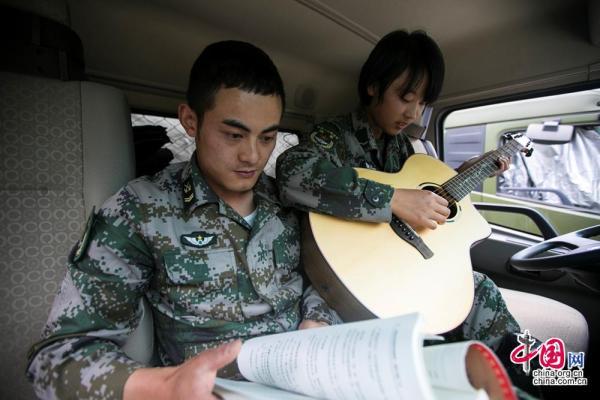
[421, 185, 459, 220]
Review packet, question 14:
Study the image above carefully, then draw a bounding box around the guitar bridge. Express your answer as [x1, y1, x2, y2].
[390, 216, 434, 259]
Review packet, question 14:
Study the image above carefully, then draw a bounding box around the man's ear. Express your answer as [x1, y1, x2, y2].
[178, 104, 199, 138]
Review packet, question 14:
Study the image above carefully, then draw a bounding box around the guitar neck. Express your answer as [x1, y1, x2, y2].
[442, 139, 523, 202]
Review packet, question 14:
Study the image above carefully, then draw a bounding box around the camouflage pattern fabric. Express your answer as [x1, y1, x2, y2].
[277, 109, 540, 397]
[276, 108, 412, 223]
[27, 155, 339, 400]
[277, 108, 520, 344]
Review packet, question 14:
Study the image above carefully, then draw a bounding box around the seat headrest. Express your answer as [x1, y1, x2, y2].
[0, 4, 84, 80]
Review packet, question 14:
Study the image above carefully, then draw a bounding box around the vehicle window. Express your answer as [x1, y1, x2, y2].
[132, 113, 194, 163]
[264, 131, 299, 178]
[442, 89, 600, 235]
[499, 126, 600, 215]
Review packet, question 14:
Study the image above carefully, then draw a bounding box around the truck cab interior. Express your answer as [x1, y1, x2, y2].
[1, 0, 599, 399]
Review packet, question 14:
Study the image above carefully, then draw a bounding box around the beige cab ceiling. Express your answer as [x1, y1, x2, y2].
[67, 0, 600, 116]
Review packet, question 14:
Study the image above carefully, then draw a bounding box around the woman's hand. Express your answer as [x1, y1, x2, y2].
[457, 152, 511, 177]
[391, 188, 450, 230]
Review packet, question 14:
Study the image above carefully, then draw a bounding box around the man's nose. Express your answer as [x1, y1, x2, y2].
[239, 140, 259, 164]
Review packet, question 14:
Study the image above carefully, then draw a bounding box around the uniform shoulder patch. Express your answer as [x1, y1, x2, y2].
[181, 231, 216, 248]
[69, 208, 97, 263]
[310, 125, 337, 149]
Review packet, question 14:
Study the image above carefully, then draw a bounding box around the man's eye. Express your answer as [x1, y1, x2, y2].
[227, 132, 244, 140]
[260, 135, 276, 143]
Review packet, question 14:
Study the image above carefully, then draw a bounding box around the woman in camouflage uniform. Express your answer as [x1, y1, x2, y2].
[276, 30, 539, 398]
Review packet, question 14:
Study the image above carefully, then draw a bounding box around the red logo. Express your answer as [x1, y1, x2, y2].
[510, 330, 566, 374]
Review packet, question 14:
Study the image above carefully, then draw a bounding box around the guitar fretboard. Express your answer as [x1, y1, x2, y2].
[438, 139, 523, 203]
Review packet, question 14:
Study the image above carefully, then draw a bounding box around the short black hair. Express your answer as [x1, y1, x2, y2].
[186, 40, 285, 120]
[358, 30, 445, 106]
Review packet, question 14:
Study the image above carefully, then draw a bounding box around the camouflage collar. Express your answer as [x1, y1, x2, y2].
[181, 155, 220, 214]
[351, 107, 378, 154]
[251, 174, 284, 233]
[253, 173, 282, 207]
[181, 154, 282, 216]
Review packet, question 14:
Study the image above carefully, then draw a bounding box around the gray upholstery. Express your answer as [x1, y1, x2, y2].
[0, 71, 135, 400]
[122, 298, 156, 364]
[81, 81, 136, 216]
[500, 288, 589, 353]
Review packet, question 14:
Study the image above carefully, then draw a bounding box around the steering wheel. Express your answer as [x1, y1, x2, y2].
[510, 224, 600, 291]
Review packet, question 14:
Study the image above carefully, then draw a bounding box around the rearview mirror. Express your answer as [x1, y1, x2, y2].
[526, 121, 574, 144]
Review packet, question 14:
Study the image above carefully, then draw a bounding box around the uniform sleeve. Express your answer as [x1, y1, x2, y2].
[276, 121, 394, 222]
[26, 187, 155, 400]
[300, 285, 342, 325]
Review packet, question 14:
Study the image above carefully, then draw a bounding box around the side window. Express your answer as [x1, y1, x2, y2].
[131, 113, 191, 177]
[498, 126, 600, 215]
[443, 89, 600, 235]
[263, 132, 299, 178]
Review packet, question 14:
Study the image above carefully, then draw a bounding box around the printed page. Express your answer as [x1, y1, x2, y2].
[422, 341, 475, 391]
[214, 378, 318, 400]
[432, 387, 488, 400]
[237, 313, 434, 400]
[423, 341, 516, 400]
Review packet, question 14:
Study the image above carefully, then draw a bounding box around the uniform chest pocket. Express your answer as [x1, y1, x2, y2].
[273, 243, 300, 285]
[163, 249, 236, 290]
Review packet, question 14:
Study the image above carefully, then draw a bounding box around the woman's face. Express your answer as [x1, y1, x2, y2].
[366, 70, 428, 137]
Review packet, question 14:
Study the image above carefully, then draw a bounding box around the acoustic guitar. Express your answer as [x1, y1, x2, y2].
[302, 133, 533, 334]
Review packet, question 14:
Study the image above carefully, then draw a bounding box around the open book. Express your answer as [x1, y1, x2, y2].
[214, 313, 516, 400]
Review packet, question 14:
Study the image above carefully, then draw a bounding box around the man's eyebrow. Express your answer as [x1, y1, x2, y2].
[222, 119, 279, 134]
[223, 119, 250, 132]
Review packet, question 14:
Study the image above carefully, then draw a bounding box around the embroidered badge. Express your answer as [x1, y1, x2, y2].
[310, 127, 335, 149]
[181, 231, 216, 248]
[70, 207, 96, 263]
[183, 177, 195, 205]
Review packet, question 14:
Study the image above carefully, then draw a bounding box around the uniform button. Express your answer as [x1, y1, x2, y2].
[372, 196, 379, 203]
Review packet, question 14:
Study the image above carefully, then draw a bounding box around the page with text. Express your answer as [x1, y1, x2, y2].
[237, 313, 434, 400]
[423, 341, 516, 400]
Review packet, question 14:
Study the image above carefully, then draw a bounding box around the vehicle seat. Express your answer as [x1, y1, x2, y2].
[0, 3, 147, 399]
[0, 69, 142, 400]
[500, 288, 589, 353]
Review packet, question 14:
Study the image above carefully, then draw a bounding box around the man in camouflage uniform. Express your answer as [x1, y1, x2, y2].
[276, 30, 539, 398]
[27, 41, 338, 400]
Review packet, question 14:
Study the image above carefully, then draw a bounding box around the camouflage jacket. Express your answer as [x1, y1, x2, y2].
[276, 108, 414, 222]
[27, 156, 338, 400]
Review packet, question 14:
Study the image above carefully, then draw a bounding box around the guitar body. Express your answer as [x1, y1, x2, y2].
[303, 154, 492, 334]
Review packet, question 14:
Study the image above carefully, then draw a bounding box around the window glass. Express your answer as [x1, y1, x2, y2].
[442, 89, 600, 235]
[499, 126, 600, 215]
[131, 114, 193, 163]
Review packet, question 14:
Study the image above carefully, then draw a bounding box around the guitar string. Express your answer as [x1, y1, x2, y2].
[432, 140, 520, 205]
[429, 139, 522, 207]
[435, 141, 518, 204]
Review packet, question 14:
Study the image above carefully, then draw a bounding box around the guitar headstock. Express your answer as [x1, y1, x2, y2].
[503, 132, 534, 157]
